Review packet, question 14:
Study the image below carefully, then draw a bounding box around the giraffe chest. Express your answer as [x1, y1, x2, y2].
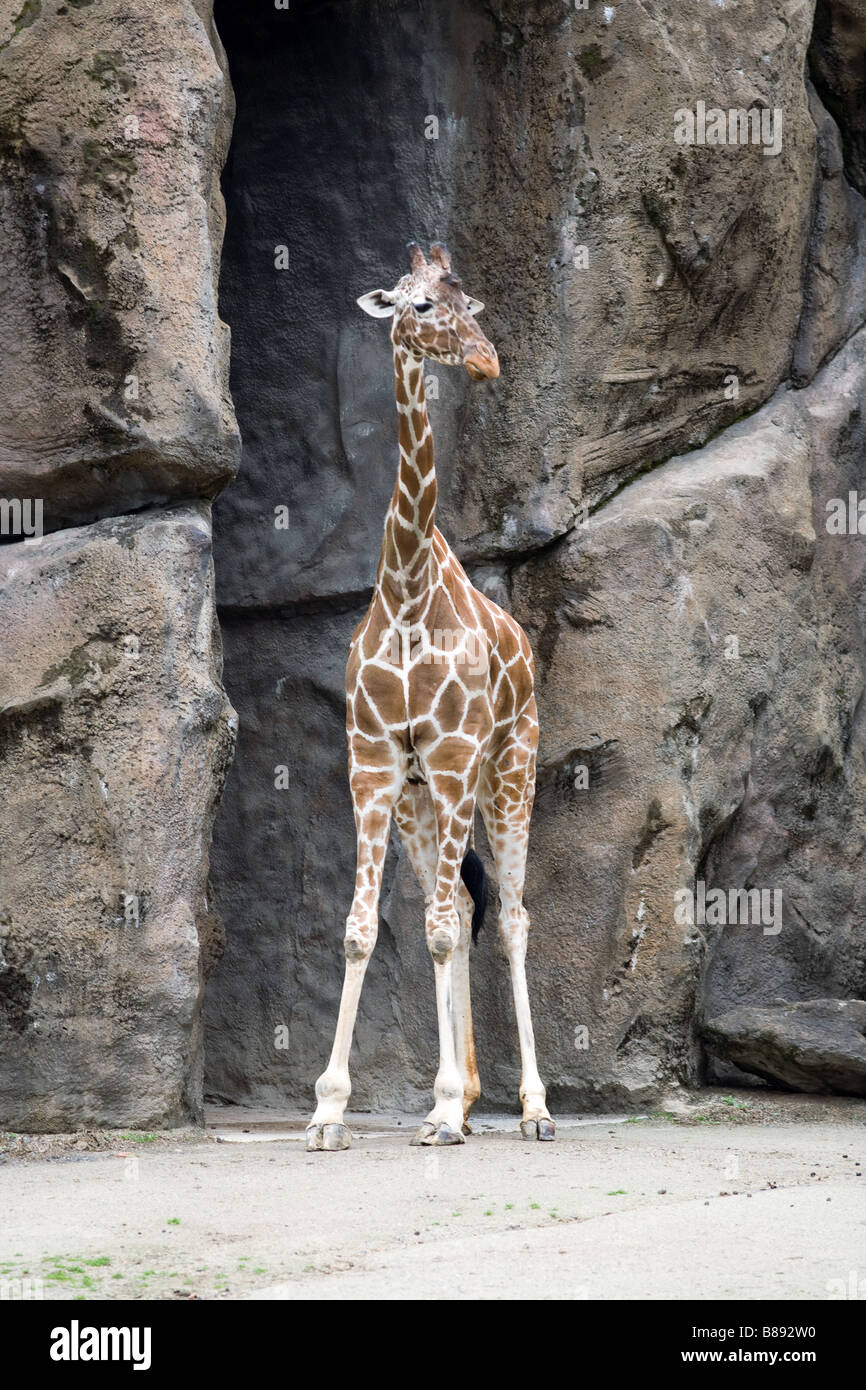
[348, 588, 499, 760]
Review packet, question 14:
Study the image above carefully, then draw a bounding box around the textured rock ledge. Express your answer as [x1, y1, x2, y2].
[0, 0, 239, 530]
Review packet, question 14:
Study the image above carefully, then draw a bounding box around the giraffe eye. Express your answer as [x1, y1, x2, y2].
[413, 300, 433, 314]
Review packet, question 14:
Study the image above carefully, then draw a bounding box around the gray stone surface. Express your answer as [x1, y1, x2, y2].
[703, 1000, 866, 1094]
[810, 0, 866, 197]
[512, 327, 866, 1104]
[0, 0, 239, 531]
[0, 1, 239, 1130]
[0, 504, 235, 1131]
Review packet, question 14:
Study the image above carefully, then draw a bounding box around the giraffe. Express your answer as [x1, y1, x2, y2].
[306, 241, 555, 1150]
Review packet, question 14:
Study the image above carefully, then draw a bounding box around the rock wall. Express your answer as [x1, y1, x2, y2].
[2, 0, 864, 1128]
[0, 506, 234, 1129]
[0, 1, 238, 1128]
[206, 0, 866, 1111]
[0, 0, 238, 530]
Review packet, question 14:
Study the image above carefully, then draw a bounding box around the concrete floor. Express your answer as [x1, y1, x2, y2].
[2, 1093, 865, 1300]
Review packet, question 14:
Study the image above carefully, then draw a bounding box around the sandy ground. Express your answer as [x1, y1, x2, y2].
[1, 1090, 865, 1301]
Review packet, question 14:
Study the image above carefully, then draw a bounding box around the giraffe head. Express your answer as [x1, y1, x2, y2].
[357, 241, 499, 380]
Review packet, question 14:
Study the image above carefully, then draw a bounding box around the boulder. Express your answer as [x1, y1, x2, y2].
[0, 504, 235, 1130]
[0, 0, 239, 532]
[703, 1000, 866, 1095]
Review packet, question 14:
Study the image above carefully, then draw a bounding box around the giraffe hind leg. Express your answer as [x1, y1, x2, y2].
[408, 746, 485, 1145]
[478, 730, 555, 1142]
[394, 782, 482, 1137]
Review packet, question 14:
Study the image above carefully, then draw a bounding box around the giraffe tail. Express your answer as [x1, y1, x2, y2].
[460, 849, 489, 944]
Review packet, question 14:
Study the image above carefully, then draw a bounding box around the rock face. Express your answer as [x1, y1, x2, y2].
[204, 1, 866, 1111]
[0, 506, 234, 1130]
[810, 0, 866, 198]
[0, 3, 237, 1129]
[703, 1001, 866, 1095]
[2, 0, 866, 1127]
[210, 0, 859, 605]
[0, 0, 239, 532]
[511, 328, 866, 1103]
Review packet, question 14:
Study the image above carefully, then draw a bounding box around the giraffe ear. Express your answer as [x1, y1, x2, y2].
[357, 289, 397, 318]
[466, 297, 485, 316]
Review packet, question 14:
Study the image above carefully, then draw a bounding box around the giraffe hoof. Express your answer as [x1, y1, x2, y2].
[410, 1122, 436, 1145]
[410, 1121, 465, 1146]
[306, 1123, 353, 1152]
[520, 1118, 556, 1142]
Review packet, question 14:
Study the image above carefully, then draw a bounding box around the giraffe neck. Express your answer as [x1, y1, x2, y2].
[376, 341, 438, 606]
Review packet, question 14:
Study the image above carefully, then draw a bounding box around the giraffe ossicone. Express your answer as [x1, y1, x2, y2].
[306, 242, 555, 1152]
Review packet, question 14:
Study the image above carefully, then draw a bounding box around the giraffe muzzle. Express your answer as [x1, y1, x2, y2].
[463, 341, 500, 380]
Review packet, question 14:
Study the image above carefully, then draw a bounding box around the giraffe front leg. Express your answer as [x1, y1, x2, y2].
[307, 760, 399, 1153]
[306, 953, 368, 1152]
